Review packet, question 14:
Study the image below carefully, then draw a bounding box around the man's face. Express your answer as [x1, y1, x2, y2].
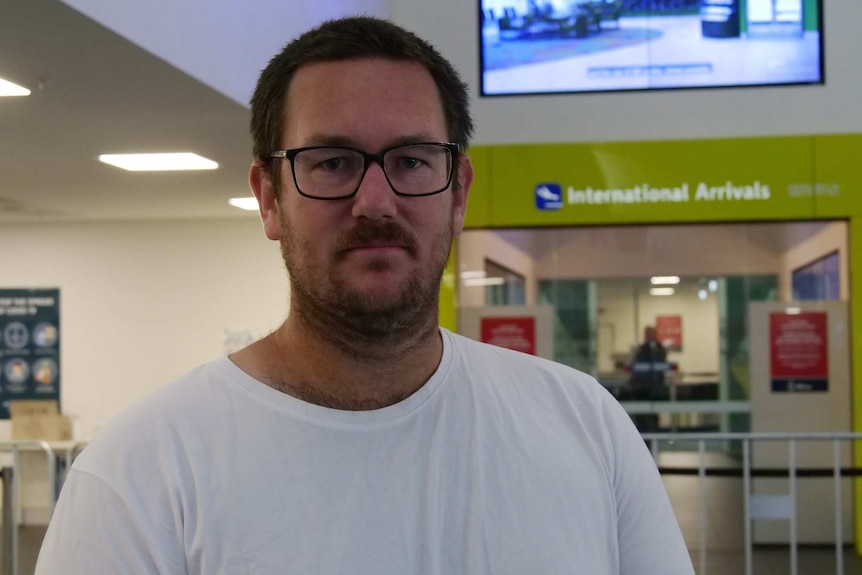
[253, 58, 471, 336]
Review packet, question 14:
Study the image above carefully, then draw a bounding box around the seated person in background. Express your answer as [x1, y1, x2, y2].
[628, 326, 668, 434]
[630, 325, 668, 400]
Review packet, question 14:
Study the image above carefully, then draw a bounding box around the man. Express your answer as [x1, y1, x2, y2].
[36, 17, 693, 574]
[631, 325, 669, 399]
[628, 325, 670, 433]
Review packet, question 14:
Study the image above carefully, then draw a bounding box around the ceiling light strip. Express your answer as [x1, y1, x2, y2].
[0, 77, 31, 97]
[99, 153, 218, 171]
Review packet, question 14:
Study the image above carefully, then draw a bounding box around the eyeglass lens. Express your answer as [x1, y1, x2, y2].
[292, 144, 452, 198]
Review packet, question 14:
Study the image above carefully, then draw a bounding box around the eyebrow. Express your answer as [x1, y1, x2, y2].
[301, 134, 445, 150]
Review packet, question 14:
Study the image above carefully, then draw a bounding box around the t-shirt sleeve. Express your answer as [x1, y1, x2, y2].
[35, 469, 186, 575]
[604, 398, 695, 575]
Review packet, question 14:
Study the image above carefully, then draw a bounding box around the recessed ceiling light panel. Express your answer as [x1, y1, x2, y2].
[99, 153, 218, 171]
[649, 287, 676, 296]
[650, 276, 680, 285]
[463, 277, 506, 287]
[0, 77, 31, 97]
[228, 197, 258, 211]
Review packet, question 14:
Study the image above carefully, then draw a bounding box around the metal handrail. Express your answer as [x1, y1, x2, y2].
[643, 432, 862, 575]
[645, 432, 862, 441]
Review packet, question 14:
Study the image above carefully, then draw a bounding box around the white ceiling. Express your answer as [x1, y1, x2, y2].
[0, 0, 268, 223]
[492, 221, 832, 262]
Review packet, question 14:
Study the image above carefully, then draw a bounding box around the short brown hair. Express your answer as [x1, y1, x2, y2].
[249, 16, 474, 193]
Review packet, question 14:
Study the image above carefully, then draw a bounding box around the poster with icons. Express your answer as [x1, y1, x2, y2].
[0, 289, 60, 418]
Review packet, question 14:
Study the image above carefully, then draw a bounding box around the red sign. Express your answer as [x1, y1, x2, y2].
[480, 317, 536, 355]
[656, 315, 682, 350]
[770, 312, 828, 392]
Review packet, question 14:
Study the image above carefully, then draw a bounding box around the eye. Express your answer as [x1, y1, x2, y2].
[297, 148, 361, 174]
[397, 155, 423, 169]
[320, 156, 344, 170]
[387, 147, 435, 172]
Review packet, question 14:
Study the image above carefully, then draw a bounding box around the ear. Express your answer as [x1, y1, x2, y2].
[450, 153, 473, 237]
[250, 161, 282, 241]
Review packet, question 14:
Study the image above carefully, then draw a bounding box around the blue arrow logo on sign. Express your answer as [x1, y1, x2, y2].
[535, 183, 563, 211]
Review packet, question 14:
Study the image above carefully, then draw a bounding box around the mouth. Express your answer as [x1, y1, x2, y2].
[345, 240, 408, 252]
[335, 224, 417, 258]
[340, 243, 411, 265]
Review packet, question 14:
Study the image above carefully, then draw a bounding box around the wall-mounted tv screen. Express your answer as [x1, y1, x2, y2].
[480, 0, 823, 96]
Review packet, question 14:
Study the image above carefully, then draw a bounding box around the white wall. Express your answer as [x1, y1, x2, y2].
[392, 0, 862, 145]
[749, 300, 853, 543]
[637, 289, 720, 375]
[596, 281, 720, 375]
[0, 218, 287, 439]
[778, 221, 848, 301]
[458, 230, 537, 308]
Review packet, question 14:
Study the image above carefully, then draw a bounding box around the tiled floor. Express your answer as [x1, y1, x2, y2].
[1, 525, 46, 574]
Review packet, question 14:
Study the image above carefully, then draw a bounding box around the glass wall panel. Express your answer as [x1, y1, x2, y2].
[457, 221, 849, 441]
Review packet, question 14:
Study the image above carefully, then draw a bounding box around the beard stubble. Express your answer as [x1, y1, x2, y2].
[280, 215, 453, 353]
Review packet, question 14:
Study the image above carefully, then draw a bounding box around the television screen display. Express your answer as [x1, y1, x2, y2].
[480, 0, 823, 96]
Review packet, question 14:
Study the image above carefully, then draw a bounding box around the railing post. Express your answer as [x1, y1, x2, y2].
[644, 432, 862, 575]
[833, 439, 843, 575]
[1, 467, 12, 575]
[743, 438, 753, 575]
[789, 439, 797, 575]
[698, 440, 707, 575]
[10, 447, 18, 575]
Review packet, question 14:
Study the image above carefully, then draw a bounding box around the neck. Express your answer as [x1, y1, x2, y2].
[269, 313, 442, 409]
[232, 301, 443, 411]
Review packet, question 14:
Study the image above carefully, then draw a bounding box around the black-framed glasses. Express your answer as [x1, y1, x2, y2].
[270, 142, 459, 200]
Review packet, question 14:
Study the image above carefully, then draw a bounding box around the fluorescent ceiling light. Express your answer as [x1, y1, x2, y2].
[228, 197, 258, 211]
[98, 153, 218, 171]
[463, 277, 505, 287]
[0, 77, 30, 97]
[649, 287, 675, 296]
[785, 307, 802, 315]
[650, 276, 680, 285]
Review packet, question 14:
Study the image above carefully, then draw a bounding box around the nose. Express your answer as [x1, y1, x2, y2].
[351, 161, 398, 221]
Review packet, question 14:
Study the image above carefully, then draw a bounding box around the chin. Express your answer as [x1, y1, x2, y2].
[345, 281, 412, 312]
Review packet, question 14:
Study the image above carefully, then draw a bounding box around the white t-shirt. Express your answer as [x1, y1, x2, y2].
[36, 329, 693, 574]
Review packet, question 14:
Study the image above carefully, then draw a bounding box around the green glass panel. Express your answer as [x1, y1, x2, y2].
[722, 275, 778, 433]
[538, 280, 592, 373]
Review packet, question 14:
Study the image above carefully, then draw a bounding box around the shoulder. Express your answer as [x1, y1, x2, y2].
[443, 328, 603, 394]
[441, 328, 630, 432]
[72, 358, 239, 484]
[440, 328, 649, 482]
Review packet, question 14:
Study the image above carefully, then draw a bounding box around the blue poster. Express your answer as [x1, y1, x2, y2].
[0, 289, 60, 419]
